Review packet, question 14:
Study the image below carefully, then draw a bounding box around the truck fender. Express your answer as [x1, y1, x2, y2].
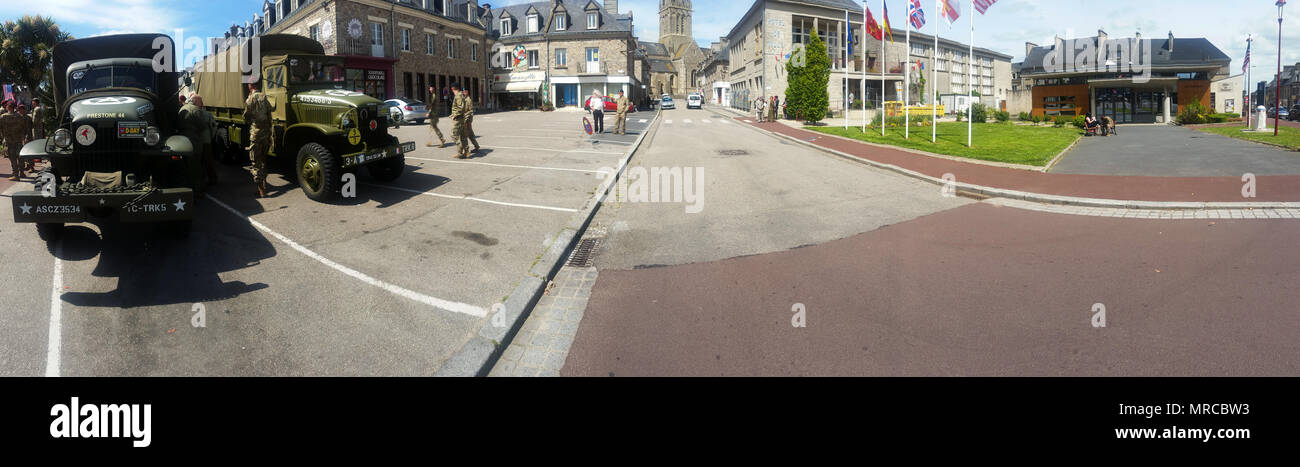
[283, 123, 345, 155]
[19, 139, 50, 161]
[164, 135, 195, 158]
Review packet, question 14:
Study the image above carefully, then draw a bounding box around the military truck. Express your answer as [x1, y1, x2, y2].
[14, 33, 197, 240]
[192, 34, 415, 201]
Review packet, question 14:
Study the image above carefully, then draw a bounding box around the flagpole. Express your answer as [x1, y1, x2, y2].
[967, 0, 973, 147]
[845, 9, 850, 130]
[881, 0, 886, 136]
[1246, 34, 1252, 129]
[905, 3, 911, 139]
[932, 0, 938, 143]
[862, 2, 868, 133]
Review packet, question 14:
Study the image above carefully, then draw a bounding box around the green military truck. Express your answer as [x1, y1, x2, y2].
[13, 33, 198, 240]
[192, 34, 414, 201]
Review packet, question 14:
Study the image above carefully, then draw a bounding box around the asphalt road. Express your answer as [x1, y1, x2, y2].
[0, 109, 650, 376]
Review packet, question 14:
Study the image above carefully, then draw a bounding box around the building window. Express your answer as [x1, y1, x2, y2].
[309, 24, 320, 43]
[501, 19, 512, 36]
[472, 43, 479, 62]
[447, 38, 459, 59]
[401, 29, 411, 52]
[555, 48, 567, 67]
[587, 12, 598, 29]
[527, 14, 539, 33]
[556, 14, 567, 31]
[528, 50, 539, 68]
[586, 47, 599, 63]
[427, 34, 434, 55]
[792, 17, 809, 46]
[371, 22, 384, 47]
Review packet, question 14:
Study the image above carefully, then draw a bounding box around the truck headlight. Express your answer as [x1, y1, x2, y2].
[53, 129, 72, 148]
[144, 126, 161, 146]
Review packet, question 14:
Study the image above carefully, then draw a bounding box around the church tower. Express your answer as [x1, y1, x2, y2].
[659, 0, 694, 52]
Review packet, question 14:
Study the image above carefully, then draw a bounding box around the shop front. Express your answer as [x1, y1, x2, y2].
[342, 55, 396, 100]
[491, 70, 545, 110]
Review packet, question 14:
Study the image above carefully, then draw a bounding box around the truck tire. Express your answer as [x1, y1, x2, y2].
[296, 142, 341, 202]
[37, 223, 65, 241]
[367, 156, 405, 182]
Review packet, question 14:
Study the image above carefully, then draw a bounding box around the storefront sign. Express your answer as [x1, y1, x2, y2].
[367, 70, 386, 81]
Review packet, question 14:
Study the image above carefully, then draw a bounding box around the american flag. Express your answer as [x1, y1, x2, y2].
[1243, 38, 1252, 73]
[973, 0, 999, 14]
[909, 0, 926, 29]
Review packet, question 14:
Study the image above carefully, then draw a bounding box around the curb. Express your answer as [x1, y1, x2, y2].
[434, 109, 661, 377]
[751, 121, 1300, 211]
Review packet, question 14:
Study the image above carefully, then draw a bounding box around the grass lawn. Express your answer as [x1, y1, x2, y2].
[1194, 124, 1300, 150]
[808, 122, 1082, 167]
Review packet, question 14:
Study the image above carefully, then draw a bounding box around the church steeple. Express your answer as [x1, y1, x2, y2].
[659, 0, 693, 48]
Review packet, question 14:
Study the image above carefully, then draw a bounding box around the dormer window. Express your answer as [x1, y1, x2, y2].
[587, 12, 598, 29]
[555, 14, 567, 31]
[527, 14, 539, 33]
[501, 18, 512, 36]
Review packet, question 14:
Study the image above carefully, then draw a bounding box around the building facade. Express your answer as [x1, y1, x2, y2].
[259, 0, 491, 107]
[722, 0, 1012, 114]
[486, 0, 644, 110]
[1210, 73, 1243, 114]
[1019, 31, 1231, 123]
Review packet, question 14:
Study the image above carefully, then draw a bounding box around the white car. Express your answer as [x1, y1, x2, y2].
[384, 98, 429, 124]
[687, 94, 703, 109]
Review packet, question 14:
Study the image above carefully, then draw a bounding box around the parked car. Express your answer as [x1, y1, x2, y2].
[661, 96, 676, 110]
[686, 94, 703, 109]
[384, 98, 429, 124]
[584, 95, 637, 113]
[1278, 107, 1290, 120]
[1288, 105, 1300, 121]
[381, 101, 405, 127]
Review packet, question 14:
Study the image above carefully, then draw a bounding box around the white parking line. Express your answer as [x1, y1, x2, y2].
[639, 119, 648, 123]
[665, 120, 673, 124]
[208, 196, 488, 317]
[492, 135, 569, 140]
[702, 119, 712, 124]
[45, 241, 63, 377]
[407, 156, 610, 174]
[487, 145, 623, 155]
[683, 119, 693, 123]
[721, 119, 731, 124]
[362, 183, 579, 213]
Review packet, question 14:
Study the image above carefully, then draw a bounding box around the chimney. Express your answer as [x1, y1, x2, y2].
[1025, 41, 1038, 58]
[606, 0, 618, 14]
[1167, 31, 1175, 52]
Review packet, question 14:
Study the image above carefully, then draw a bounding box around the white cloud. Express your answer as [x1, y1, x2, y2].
[1, 0, 185, 36]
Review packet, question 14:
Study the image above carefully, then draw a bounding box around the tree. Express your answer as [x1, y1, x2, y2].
[0, 16, 71, 105]
[785, 28, 830, 123]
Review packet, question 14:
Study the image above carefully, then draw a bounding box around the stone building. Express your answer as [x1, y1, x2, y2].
[255, 0, 491, 107]
[485, 0, 645, 110]
[696, 39, 730, 104]
[648, 0, 706, 97]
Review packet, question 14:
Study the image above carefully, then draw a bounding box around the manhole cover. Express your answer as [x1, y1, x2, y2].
[716, 149, 750, 156]
[566, 237, 604, 267]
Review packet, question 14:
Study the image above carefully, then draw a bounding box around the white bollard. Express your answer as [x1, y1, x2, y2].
[1255, 105, 1269, 132]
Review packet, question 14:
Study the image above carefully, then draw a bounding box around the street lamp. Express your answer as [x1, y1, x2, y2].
[1277, 0, 1286, 136]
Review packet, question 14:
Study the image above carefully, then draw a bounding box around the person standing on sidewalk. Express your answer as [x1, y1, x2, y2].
[426, 85, 447, 147]
[588, 90, 606, 134]
[614, 90, 630, 135]
[755, 96, 767, 122]
[770, 96, 779, 122]
[0, 101, 32, 181]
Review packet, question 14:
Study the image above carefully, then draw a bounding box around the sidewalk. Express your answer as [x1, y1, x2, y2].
[735, 116, 1300, 204]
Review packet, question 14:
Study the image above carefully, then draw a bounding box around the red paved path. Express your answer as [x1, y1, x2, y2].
[745, 120, 1300, 202]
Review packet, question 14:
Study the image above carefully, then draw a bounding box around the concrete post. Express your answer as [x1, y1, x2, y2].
[1163, 90, 1172, 123]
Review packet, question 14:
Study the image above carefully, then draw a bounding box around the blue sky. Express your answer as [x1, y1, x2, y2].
[4, 0, 1292, 83]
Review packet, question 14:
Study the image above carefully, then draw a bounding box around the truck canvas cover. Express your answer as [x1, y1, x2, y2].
[52, 33, 181, 108]
[194, 34, 326, 110]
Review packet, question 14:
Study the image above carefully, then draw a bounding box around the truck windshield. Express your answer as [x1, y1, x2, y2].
[289, 57, 346, 86]
[68, 65, 156, 95]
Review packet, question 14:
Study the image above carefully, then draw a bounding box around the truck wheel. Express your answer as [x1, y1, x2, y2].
[296, 142, 340, 201]
[367, 156, 405, 182]
[37, 223, 65, 241]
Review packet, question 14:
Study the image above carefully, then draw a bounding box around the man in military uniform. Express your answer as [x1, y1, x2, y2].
[243, 82, 274, 197]
[179, 94, 219, 196]
[1, 101, 33, 181]
[426, 85, 447, 148]
[614, 91, 630, 135]
[449, 83, 470, 159]
[31, 98, 47, 141]
[462, 86, 481, 154]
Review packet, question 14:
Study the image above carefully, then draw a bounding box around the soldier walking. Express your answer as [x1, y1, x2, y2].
[449, 82, 470, 159]
[0, 101, 33, 181]
[614, 90, 630, 135]
[243, 82, 274, 197]
[462, 86, 481, 153]
[179, 94, 219, 196]
[31, 98, 47, 141]
[426, 85, 447, 148]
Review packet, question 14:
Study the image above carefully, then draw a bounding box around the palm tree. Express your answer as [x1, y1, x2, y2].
[0, 15, 73, 104]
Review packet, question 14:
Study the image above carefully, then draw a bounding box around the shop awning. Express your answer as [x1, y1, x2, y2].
[492, 81, 542, 93]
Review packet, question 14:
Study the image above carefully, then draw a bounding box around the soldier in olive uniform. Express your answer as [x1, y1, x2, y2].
[426, 85, 447, 147]
[449, 83, 469, 159]
[179, 94, 219, 196]
[614, 91, 630, 135]
[31, 98, 47, 141]
[1, 101, 34, 181]
[243, 82, 274, 197]
[462, 87, 481, 153]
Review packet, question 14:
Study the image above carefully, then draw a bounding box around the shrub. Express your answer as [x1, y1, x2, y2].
[1072, 115, 1087, 129]
[1018, 111, 1031, 121]
[871, 114, 934, 127]
[1177, 101, 1208, 125]
[969, 103, 989, 123]
[1052, 116, 1069, 127]
[995, 110, 1011, 122]
[1031, 115, 1043, 125]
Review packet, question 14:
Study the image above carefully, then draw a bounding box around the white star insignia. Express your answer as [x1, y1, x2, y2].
[19, 203, 32, 215]
[173, 199, 186, 212]
[99, 198, 106, 205]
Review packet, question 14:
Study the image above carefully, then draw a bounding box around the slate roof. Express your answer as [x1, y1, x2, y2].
[488, 0, 633, 41]
[649, 59, 676, 73]
[641, 41, 670, 58]
[1019, 36, 1231, 75]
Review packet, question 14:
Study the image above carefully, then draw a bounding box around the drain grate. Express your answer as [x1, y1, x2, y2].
[566, 237, 604, 267]
[716, 149, 750, 156]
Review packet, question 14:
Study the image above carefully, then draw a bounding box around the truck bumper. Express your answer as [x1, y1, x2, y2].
[12, 188, 195, 224]
[341, 141, 416, 169]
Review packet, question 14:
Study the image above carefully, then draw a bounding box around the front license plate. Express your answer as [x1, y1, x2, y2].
[118, 122, 147, 139]
[399, 142, 416, 154]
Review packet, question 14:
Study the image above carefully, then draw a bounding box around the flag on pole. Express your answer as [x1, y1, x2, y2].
[847, 21, 855, 56]
[883, 2, 895, 43]
[940, 0, 960, 24]
[1243, 38, 1252, 73]
[973, 0, 998, 14]
[909, 0, 926, 29]
[865, 6, 884, 40]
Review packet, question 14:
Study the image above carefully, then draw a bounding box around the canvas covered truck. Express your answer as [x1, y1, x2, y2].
[14, 33, 197, 240]
[192, 34, 414, 201]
